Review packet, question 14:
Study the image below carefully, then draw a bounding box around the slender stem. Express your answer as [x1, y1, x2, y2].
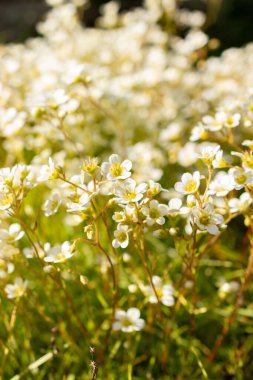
[208, 237, 253, 362]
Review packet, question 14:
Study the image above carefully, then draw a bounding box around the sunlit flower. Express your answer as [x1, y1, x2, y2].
[175, 171, 201, 195]
[5, 277, 28, 299]
[44, 241, 75, 263]
[114, 179, 147, 204]
[43, 193, 62, 216]
[142, 200, 168, 226]
[112, 308, 145, 333]
[101, 154, 132, 181]
[37, 158, 58, 182]
[0, 223, 24, 242]
[192, 203, 224, 235]
[228, 192, 252, 213]
[208, 171, 234, 197]
[143, 276, 175, 306]
[112, 225, 129, 248]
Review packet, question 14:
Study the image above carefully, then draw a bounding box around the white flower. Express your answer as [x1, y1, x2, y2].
[168, 198, 188, 216]
[174, 171, 200, 195]
[218, 280, 239, 298]
[0, 192, 13, 210]
[66, 192, 90, 213]
[208, 171, 234, 197]
[114, 179, 147, 204]
[112, 205, 138, 224]
[44, 241, 75, 263]
[142, 200, 168, 226]
[224, 113, 241, 128]
[144, 276, 175, 307]
[101, 154, 132, 181]
[190, 124, 207, 142]
[199, 145, 220, 165]
[43, 193, 62, 216]
[177, 143, 198, 167]
[229, 168, 253, 190]
[202, 112, 225, 132]
[112, 225, 129, 248]
[146, 180, 161, 197]
[192, 203, 224, 235]
[228, 192, 252, 213]
[0, 223, 24, 242]
[112, 308, 145, 333]
[37, 158, 58, 182]
[212, 150, 228, 169]
[5, 277, 28, 299]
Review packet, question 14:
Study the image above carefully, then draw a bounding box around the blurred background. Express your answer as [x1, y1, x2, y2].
[0, 0, 253, 52]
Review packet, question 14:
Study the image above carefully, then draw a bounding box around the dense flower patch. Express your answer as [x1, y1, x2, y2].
[1, 0, 253, 379]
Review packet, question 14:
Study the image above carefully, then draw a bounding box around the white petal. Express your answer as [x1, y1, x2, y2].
[109, 154, 120, 164]
[127, 308, 140, 319]
[122, 160, 132, 171]
[207, 224, 219, 235]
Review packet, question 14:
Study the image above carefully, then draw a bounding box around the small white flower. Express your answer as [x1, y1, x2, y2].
[44, 241, 75, 263]
[37, 158, 58, 182]
[174, 171, 201, 195]
[142, 200, 168, 226]
[112, 205, 138, 224]
[5, 277, 28, 299]
[190, 124, 207, 142]
[228, 192, 252, 213]
[224, 113, 241, 128]
[144, 276, 175, 307]
[0, 192, 13, 210]
[114, 179, 147, 204]
[212, 150, 228, 169]
[229, 168, 253, 190]
[168, 198, 188, 216]
[199, 145, 220, 165]
[192, 203, 224, 235]
[208, 171, 234, 197]
[101, 154, 132, 181]
[112, 308, 145, 333]
[146, 180, 161, 197]
[112, 225, 129, 248]
[66, 192, 90, 213]
[218, 280, 239, 298]
[0, 223, 24, 242]
[202, 112, 225, 132]
[43, 193, 62, 216]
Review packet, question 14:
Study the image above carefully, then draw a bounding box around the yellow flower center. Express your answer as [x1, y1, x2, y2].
[199, 214, 210, 225]
[149, 208, 160, 219]
[183, 180, 198, 193]
[236, 174, 247, 185]
[117, 231, 127, 243]
[121, 317, 132, 327]
[110, 163, 123, 177]
[125, 191, 136, 201]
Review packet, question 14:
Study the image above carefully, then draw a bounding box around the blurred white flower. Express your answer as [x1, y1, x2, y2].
[0, 223, 24, 242]
[144, 276, 175, 307]
[43, 193, 62, 216]
[112, 225, 129, 248]
[5, 277, 28, 299]
[44, 241, 75, 263]
[112, 308, 145, 333]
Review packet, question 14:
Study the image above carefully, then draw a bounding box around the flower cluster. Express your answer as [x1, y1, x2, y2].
[1, 0, 253, 379]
